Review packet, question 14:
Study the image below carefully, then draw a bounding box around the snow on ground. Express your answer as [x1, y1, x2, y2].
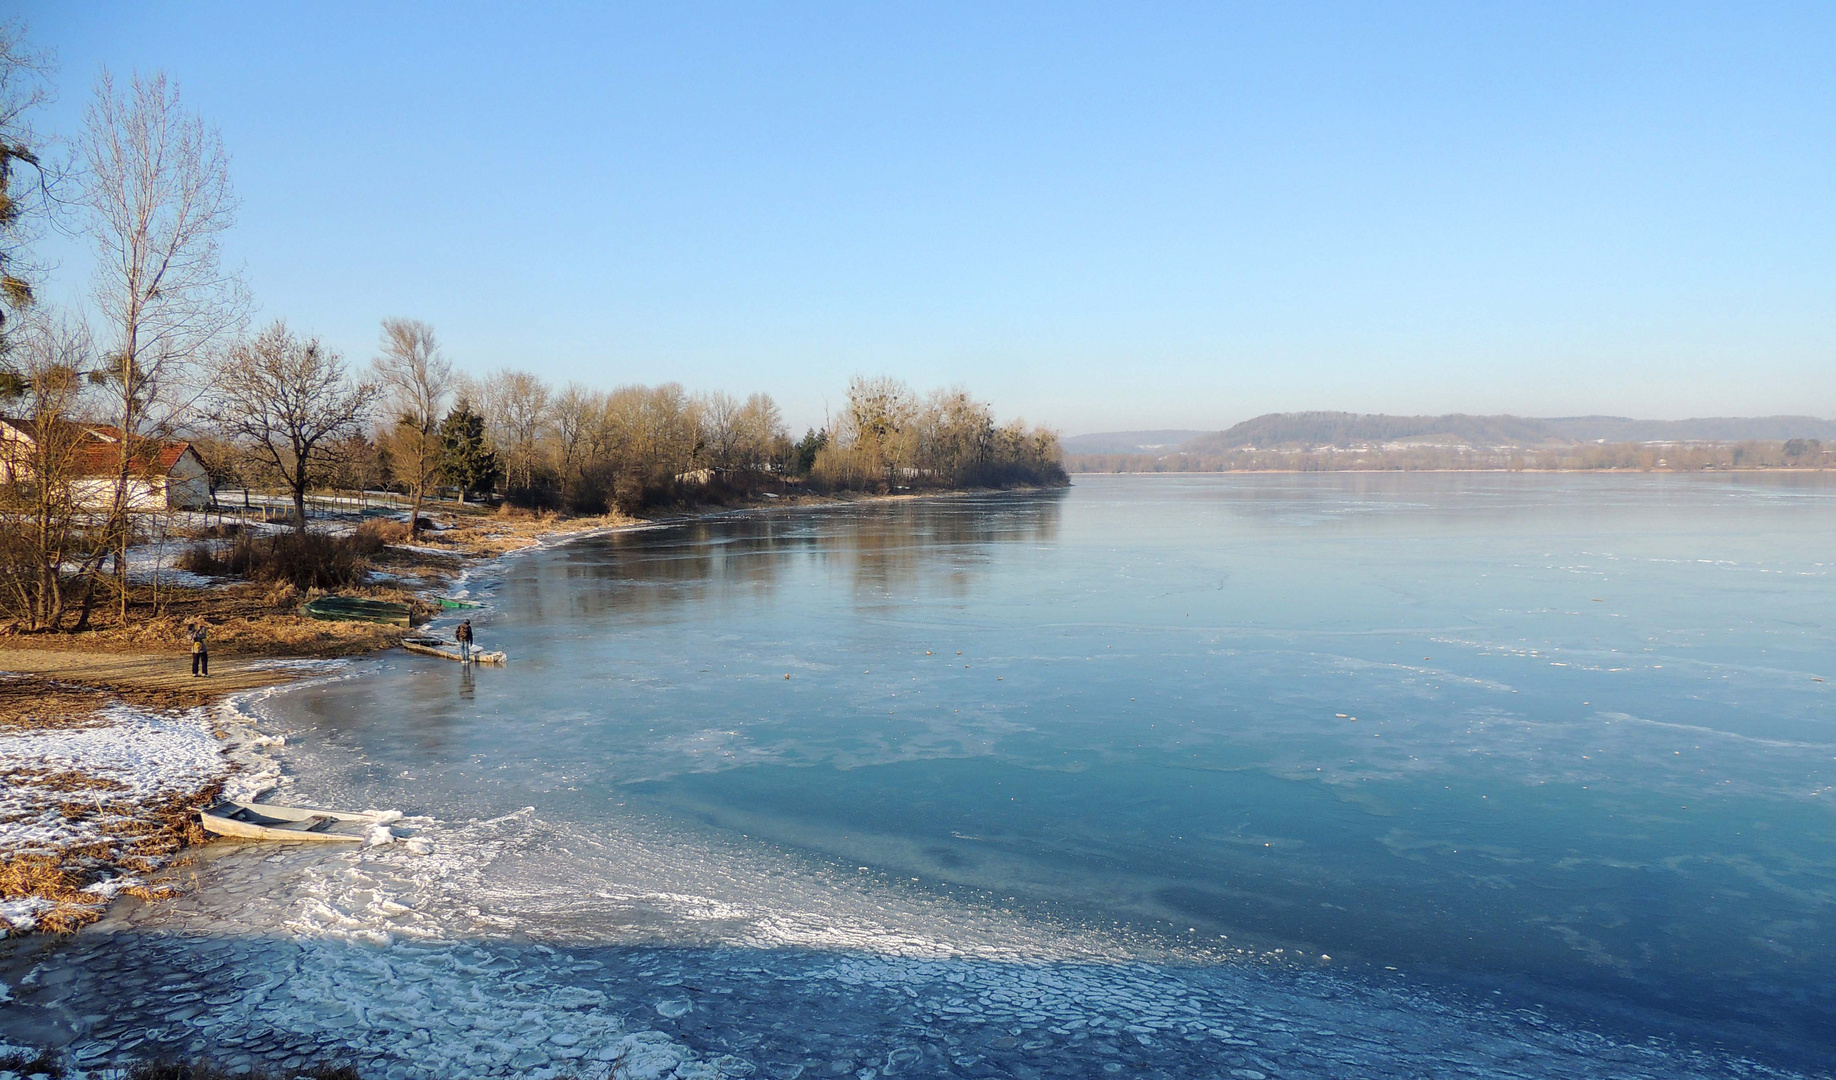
[0, 698, 280, 937]
[59, 540, 223, 589]
[387, 542, 462, 557]
[0, 704, 226, 860]
[0, 898, 55, 933]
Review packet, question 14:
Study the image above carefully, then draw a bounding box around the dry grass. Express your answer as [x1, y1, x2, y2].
[438, 507, 637, 558]
[0, 674, 119, 731]
[0, 648, 336, 712]
[0, 854, 97, 932]
[0, 778, 215, 935]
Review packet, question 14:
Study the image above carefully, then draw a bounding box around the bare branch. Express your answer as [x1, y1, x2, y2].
[371, 316, 452, 535]
[207, 321, 377, 531]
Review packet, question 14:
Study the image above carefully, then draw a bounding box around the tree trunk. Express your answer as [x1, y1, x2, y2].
[293, 486, 309, 533]
[113, 453, 132, 625]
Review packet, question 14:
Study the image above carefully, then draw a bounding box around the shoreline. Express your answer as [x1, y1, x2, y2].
[0, 484, 1061, 938]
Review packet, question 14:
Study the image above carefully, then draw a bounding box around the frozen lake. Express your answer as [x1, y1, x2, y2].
[5, 473, 1834, 1078]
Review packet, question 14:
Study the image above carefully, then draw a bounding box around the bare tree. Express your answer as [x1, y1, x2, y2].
[696, 390, 742, 471]
[371, 317, 451, 536]
[549, 381, 595, 505]
[208, 321, 376, 532]
[80, 68, 244, 616]
[829, 375, 915, 488]
[735, 392, 788, 472]
[0, 312, 94, 630]
[483, 368, 550, 493]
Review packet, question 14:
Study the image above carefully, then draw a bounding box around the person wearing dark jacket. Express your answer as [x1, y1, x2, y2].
[454, 619, 474, 663]
[189, 622, 209, 677]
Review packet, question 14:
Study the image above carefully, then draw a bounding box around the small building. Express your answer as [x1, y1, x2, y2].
[0, 418, 213, 510]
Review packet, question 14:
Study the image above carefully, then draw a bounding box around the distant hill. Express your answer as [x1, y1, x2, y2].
[1537, 415, 1836, 442]
[1063, 413, 1836, 456]
[1060, 430, 1207, 455]
[1180, 412, 1558, 453]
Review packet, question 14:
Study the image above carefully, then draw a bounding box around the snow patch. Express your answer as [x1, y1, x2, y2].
[0, 897, 56, 936]
[0, 704, 227, 858]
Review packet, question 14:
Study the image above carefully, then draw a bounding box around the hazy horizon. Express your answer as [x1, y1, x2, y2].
[22, 3, 1836, 434]
[1063, 409, 1836, 441]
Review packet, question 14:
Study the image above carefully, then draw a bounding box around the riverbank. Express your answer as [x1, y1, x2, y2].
[0, 486, 1053, 937]
[0, 500, 638, 936]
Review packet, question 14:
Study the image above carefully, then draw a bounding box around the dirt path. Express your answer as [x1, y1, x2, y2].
[0, 648, 299, 706]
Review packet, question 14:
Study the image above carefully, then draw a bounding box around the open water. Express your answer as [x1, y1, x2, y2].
[5, 473, 1834, 1079]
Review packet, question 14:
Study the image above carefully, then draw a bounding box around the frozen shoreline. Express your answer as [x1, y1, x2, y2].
[0, 490, 998, 937]
[0, 662, 353, 937]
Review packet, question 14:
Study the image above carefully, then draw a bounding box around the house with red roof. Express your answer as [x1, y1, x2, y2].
[0, 418, 213, 510]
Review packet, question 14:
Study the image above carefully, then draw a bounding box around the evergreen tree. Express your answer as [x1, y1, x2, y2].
[438, 398, 499, 502]
[793, 428, 828, 476]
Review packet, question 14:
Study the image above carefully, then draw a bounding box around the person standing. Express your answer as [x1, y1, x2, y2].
[189, 621, 209, 677]
[454, 619, 474, 663]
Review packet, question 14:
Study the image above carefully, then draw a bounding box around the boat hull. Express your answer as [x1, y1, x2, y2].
[199, 799, 380, 843]
[303, 596, 413, 626]
[403, 639, 507, 665]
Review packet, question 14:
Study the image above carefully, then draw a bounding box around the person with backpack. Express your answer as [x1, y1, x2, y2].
[189, 621, 209, 677]
[454, 619, 474, 663]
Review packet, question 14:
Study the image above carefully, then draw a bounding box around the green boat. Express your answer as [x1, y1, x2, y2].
[303, 595, 414, 626]
[435, 596, 483, 609]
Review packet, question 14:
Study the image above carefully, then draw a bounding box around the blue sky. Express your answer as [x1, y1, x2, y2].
[20, 2, 1836, 434]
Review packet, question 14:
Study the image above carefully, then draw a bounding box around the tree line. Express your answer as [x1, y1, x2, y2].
[0, 24, 1063, 632]
[191, 346, 1065, 525]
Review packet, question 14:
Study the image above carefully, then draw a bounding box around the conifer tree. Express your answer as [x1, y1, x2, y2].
[438, 398, 499, 502]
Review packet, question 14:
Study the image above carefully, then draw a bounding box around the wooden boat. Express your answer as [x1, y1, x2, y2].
[303, 595, 413, 626]
[199, 799, 384, 843]
[402, 637, 507, 665]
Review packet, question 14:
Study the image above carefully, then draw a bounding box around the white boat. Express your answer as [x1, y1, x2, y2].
[401, 638, 507, 665]
[199, 799, 384, 843]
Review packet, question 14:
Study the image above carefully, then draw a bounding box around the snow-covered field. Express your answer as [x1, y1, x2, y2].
[0, 692, 286, 936]
[0, 705, 225, 861]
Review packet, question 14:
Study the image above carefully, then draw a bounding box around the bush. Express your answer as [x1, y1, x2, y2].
[176, 541, 225, 576]
[179, 531, 368, 590]
[353, 518, 411, 551]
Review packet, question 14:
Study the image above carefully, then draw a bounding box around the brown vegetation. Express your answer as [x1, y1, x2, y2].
[808, 378, 1065, 493]
[177, 519, 414, 591]
[0, 780, 213, 935]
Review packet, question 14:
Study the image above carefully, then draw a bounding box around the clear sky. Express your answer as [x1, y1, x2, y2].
[18, 2, 1836, 434]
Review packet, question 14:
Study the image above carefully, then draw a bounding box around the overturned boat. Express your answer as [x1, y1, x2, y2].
[303, 595, 414, 626]
[199, 799, 385, 843]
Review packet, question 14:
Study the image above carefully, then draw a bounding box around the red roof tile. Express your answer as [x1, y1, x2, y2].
[1, 417, 195, 478]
